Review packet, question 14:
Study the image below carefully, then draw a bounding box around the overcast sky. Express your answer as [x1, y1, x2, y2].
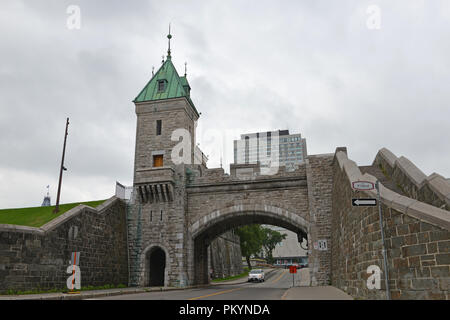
[1, 0, 449, 209]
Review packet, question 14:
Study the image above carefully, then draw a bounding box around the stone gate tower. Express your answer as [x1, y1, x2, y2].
[128, 33, 202, 287]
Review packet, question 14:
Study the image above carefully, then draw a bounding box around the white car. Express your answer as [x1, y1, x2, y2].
[248, 269, 265, 282]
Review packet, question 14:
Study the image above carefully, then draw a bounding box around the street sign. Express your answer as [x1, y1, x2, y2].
[352, 198, 377, 206]
[352, 181, 375, 191]
[289, 265, 297, 274]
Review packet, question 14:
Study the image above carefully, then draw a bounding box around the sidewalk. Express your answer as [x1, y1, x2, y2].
[282, 286, 353, 300]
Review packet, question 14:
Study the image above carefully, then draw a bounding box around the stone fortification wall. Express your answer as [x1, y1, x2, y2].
[331, 148, 450, 300]
[208, 230, 243, 279]
[0, 197, 129, 293]
[188, 163, 307, 185]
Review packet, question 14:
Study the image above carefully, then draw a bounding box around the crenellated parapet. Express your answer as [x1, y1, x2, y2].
[187, 162, 307, 186]
[373, 148, 450, 211]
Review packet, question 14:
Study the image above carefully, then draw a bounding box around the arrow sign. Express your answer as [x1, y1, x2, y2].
[352, 181, 375, 191]
[352, 198, 377, 206]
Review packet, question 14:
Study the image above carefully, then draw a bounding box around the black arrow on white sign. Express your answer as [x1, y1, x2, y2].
[352, 198, 377, 206]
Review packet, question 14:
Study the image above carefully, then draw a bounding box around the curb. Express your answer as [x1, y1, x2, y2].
[0, 286, 206, 300]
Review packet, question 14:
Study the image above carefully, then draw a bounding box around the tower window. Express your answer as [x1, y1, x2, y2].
[153, 155, 163, 167]
[157, 80, 166, 92]
[156, 120, 162, 135]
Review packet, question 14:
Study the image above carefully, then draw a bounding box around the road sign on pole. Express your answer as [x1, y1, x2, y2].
[352, 198, 377, 206]
[352, 181, 375, 191]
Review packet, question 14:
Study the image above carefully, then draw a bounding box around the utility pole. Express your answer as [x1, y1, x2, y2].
[53, 117, 69, 214]
[375, 180, 390, 300]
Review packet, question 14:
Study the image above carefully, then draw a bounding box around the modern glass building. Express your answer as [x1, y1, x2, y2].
[233, 129, 307, 170]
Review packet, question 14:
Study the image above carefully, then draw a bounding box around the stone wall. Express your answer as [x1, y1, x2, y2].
[331, 149, 450, 299]
[305, 154, 335, 286]
[128, 164, 190, 287]
[0, 197, 129, 293]
[374, 148, 450, 211]
[208, 230, 243, 279]
[186, 157, 335, 286]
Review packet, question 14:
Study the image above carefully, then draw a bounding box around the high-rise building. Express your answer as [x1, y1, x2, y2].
[233, 130, 307, 170]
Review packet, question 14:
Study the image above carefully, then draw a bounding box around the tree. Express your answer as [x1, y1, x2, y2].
[261, 228, 287, 264]
[235, 225, 265, 270]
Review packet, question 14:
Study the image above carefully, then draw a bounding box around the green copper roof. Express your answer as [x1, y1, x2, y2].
[134, 58, 198, 115]
[179, 75, 190, 88]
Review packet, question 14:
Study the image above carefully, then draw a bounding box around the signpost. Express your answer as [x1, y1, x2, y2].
[351, 180, 390, 299]
[375, 180, 391, 300]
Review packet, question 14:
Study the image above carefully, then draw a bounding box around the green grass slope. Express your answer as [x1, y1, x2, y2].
[0, 200, 107, 228]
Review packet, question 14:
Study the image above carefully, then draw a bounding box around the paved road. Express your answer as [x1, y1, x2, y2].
[89, 268, 351, 300]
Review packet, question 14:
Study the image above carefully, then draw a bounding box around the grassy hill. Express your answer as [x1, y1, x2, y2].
[0, 200, 106, 228]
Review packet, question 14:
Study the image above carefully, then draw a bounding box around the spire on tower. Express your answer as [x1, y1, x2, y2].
[184, 61, 187, 77]
[167, 23, 172, 59]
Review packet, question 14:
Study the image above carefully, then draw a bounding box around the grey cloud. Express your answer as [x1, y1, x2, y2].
[0, 0, 449, 209]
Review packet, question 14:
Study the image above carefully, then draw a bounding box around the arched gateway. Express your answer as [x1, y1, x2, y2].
[189, 204, 310, 284]
[127, 38, 334, 287]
